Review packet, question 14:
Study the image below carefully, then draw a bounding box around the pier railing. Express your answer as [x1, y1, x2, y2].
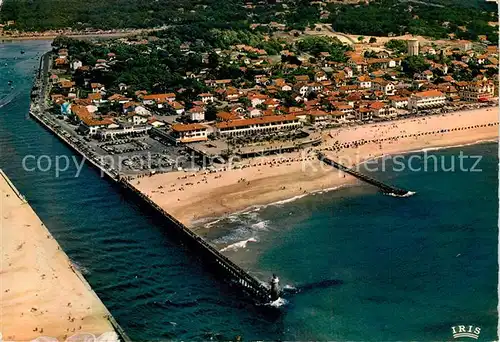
[317, 152, 412, 196]
[30, 52, 273, 304]
[120, 180, 273, 303]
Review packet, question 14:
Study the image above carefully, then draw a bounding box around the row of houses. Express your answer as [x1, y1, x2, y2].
[50, 35, 498, 146]
[167, 88, 453, 144]
[58, 76, 491, 143]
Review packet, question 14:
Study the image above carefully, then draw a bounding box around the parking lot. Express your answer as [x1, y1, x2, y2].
[48, 115, 197, 176]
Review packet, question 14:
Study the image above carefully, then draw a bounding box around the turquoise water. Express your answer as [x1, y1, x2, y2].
[0, 41, 497, 341]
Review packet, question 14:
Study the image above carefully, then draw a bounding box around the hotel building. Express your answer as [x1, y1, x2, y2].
[170, 123, 209, 144]
[408, 90, 446, 110]
[214, 114, 302, 137]
[458, 81, 495, 102]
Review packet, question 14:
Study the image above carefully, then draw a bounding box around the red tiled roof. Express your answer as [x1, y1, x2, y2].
[72, 105, 114, 126]
[369, 102, 385, 110]
[217, 112, 239, 121]
[307, 110, 329, 116]
[215, 114, 298, 129]
[171, 123, 207, 132]
[142, 93, 176, 101]
[190, 106, 204, 113]
[88, 93, 102, 100]
[414, 90, 444, 98]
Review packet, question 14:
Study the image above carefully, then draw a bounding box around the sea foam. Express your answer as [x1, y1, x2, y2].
[220, 237, 258, 252]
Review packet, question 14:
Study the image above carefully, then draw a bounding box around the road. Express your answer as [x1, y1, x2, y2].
[39, 51, 50, 106]
[307, 24, 357, 45]
[321, 24, 357, 44]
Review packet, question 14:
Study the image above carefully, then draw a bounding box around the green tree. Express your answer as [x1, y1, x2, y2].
[364, 50, 377, 58]
[240, 97, 250, 107]
[205, 104, 218, 121]
[296, 36, 351, 62]
[384, 39, 408, 54]
[402, 55, 430, 75]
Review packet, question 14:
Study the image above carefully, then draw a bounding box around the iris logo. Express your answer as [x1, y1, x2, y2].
[451, 325, 481, 339]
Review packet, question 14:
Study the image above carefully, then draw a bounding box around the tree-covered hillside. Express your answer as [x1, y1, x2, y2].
[0, 0, 497, 44]
[330, 0, 498, 41]
[0, 0, 252, 31]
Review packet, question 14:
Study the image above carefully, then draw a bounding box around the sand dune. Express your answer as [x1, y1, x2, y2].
[0, 170, 117, 341]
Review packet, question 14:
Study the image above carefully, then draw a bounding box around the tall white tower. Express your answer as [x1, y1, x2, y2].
[407, 39, 419, 56]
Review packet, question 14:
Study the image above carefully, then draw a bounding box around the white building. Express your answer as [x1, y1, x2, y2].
[332, 111, 348, 123]
[72, 105, 115, 136]
[357, 107, 373, 121]
[408, 90, 446, 110]
[131, 114, 148, 125]
[71, 60, 83, 70]
[407, 39, 419, 56]
[189, 107, 205, 121]
[248, 108, 263, 118]
[358, 75, 372, 89]
[215, 114, 301, 137]
[370, 102, 397, 118]
[142, 93, 176, 108]
[458, 81, 495, 102]
[314, 71, 327, 82]
[372, 80, 396, 95]
[388, 59, 402, 68]
[97, 125, 151, 141]
[170, 123, 208, 143]
[335, 104, 355, 116]
[308, 82, 323, 94]
[389, 96, 409, 109]
[250, 94, 267, 107]
[307, 110, 331, 126]
[297, 85, 309, 97]
[199, 93, 215, 103]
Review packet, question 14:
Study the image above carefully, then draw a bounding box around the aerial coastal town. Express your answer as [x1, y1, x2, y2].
[39, 30, 497, 176]
[1, 0, 499, 340]
[26, 25, 498, 227]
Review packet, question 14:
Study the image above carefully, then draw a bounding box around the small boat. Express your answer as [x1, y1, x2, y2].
[20, 50, 25, 54]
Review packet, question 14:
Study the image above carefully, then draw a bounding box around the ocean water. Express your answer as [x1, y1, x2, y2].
[0, 40, 497, 341]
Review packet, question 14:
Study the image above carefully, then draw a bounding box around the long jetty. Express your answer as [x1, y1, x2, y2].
[29, 96, 274, 304]
[120, 180, 273, 302]
[317, 152, 413, 197]
[28, 52, 275, 304]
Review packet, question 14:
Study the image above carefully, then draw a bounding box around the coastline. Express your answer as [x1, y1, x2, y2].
[189, 182, 353, 228]
[130, 106, 499, 229]
[171, 135, 498, 229]
[0, 169, 123, 341]
[0, 28, 161, 42]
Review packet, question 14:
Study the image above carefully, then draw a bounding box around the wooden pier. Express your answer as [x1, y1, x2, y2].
[317, 152, 413, 197]
[29, 52, 277, 306]
[120, 180, 274, 303]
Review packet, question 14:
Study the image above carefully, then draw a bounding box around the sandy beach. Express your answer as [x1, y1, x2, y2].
[0, 170, 117, 341]
[130, 107, 499, 228]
